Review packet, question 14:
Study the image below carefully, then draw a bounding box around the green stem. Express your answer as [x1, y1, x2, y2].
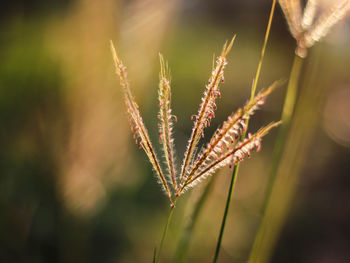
[248, 55, 304, 263]
[174, 177, 216, 262]
[250, 0, 277, 101]
[260, 54, 303, 214]
[213, 1, 277, 262]
[155, 199, 177, 263]
[213, 166, 238, 262]
[247, 49, 321, 263]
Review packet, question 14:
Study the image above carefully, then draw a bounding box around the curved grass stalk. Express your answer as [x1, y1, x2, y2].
[213, 0, 277, 261]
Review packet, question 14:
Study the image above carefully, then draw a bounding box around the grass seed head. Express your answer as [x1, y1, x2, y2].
[111, 38, 280, 204]
[279, 0, 350, 57]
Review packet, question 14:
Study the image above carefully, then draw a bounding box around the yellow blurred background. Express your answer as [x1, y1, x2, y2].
[1, 0, 350, 262]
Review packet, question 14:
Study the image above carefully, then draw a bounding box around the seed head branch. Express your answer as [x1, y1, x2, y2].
[302, 0, 317, 30]
[303, 0, 350, 49]
[110, 41, 173, 204]
[179, 36, 236, 187]
[111, 38, 280, 204]
[279, 0, 350, 58]
[179, 82, 278, 193]
[182, 121, 281, 191]
[158, 54, 178, 192]
[279, 0, 302, 39]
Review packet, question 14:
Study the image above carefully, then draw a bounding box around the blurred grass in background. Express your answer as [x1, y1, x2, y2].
[0, 0, 350, 262]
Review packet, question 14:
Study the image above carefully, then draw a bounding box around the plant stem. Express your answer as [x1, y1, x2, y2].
[174, 177, 216, 262]
[247, 49, 322, 263]
[247, 55, 304, 263]
[212, 1, 276, 262]
[213, 167, 238, 262]
[250, 0, 277, 100]
[260, 54, 303, 214]
[155, 199, 177, 263]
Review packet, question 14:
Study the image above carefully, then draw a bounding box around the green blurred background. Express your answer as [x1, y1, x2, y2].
[1, 0, 350, 262]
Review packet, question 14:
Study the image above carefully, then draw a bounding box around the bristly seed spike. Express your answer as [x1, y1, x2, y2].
[221, 35, 236, 57]
[180, 38, 235, 187]
[181, 81, 279, 191]
[158, 54, 178, 192]
[111, 42, 173, 203]
[279, 0, 350, 57]
[110, 40, 120, 64]
[112, 37, 281, 202]
[182, 121, 281, 189]
[257, 121, 282, 137]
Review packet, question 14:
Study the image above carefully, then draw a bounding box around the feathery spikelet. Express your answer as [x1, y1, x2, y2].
[290, 0, 303, 36]
[279, 0, 303, 39]
[110, 41, 173, 205]
[303, 0, 350, 48]
[279, 0, 350, 58]
[111, 38, 281, 204]
[179, 36, 236, 186]
[182, 122, 281, 192]
[181, 82, 278, 190]
[158, 54, 178, 192]
[302, 0, 317, 30]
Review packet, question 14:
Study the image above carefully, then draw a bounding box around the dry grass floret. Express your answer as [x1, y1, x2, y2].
[279, 0, 350, 57]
